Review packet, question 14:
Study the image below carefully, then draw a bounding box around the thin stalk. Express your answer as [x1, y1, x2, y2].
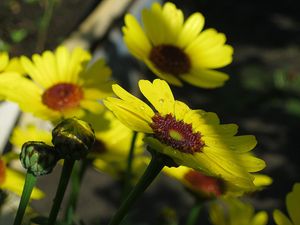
[185, 200, 202, 225]
[36, 0, 56, 51]
[64, 159, 89, 225]
[122, 131, 138, 198]
[13, 172, 37, 225]
[47, 159, 75, 225]
[108, 152, 165, 225]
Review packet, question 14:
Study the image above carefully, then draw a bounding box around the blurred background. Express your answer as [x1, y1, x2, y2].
[0, 0, 300, 224]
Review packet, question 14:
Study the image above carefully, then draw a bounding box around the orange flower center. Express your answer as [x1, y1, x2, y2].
[42, 83, 83, 111]
[184, 170, 223, 197]
[0, 159, 6, 186]
[150, 113, 204, 154]
[149, 44, 191, 76]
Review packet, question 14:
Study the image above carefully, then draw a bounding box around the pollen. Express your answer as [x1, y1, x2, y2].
[42, 83, 83, 111]
[150, 113, 204, 154]
[184, 170, 223, 197]
[149, 44, 191, 76]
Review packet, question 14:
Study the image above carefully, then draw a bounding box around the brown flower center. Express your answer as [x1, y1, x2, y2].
[150, 113, 204, 154]
[0, 159, 6, 185]
[42, 83, 83, 111]
[184, 170, 223, 197]
[149, 44, 191, 76]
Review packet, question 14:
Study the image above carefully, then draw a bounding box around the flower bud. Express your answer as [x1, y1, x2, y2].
[52, 117, 95, 160]
[20, 141, 58, 176]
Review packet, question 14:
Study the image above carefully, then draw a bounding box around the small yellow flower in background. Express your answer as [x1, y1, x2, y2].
[123, 2, 233, 88]
[273, 183, 300, 225]
[210, 197, 268, 225]
[0, 154, 44, 199]
[104, 79, 265, 189]
[0, 52, 25, 75]
[10, 110, 148, 179]
[164, 166, 272, 198]
[0, 46, 113, 122]
[10, 125, 52, 147]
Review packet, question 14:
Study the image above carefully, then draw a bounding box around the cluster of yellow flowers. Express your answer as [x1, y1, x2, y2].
[0, 2, 297, 224]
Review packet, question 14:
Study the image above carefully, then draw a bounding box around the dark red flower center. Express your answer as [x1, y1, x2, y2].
[150, 113, 204, 154]
[42, 83, 83, 111]
[0, 159, 6, 185]
[149, 44, 191, 76]
[184, 170, 223, 197]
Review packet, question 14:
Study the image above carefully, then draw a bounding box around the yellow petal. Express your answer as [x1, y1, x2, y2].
[80, 100, 104, 114]
[112, 84, 154, 117]
[286, 183, 300, 225]
[274, 210, 293, 225]
[177, 13, 205, 48]
[251, 211, 268, 225]
[0, 52, 9, 71]
[104, 98, 153, 133]
[180, 69, 229, 88]
[123, 14, 151, 59]
[138, 79, 175, 115]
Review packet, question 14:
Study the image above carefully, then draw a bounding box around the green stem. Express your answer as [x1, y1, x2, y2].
[64, 159, 89, 224]
[108, 152, 166, 225]
[13, 172, 37, 225]
[185, 200, 202, 225]
[36, 0, 56, 51]
[47, 159, 75, 225]
[122, 131, 138, 198]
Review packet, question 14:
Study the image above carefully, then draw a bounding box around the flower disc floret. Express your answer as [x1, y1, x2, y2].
[104, 79, 266, 189]
[151, 113, 204, 154]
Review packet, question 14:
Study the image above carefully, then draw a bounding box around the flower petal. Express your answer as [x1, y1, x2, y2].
[138, 79, 175, 115]
[181, 69, 229, 88]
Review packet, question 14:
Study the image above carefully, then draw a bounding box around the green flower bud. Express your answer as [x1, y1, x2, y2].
[20, 141, 59, 176]
[52, 117, 95, 160]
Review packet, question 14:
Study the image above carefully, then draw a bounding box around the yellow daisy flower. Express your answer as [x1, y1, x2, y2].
[0, 52, 25, 75]
[0, 46, 113, 122]
[273, 183, 300, 225]
[104, 79, 265, 189]
[123, 2, 233, 88]
[210, 197, 268, 225]
[0, 154, 44, 199]
[164, 166, 272, 198]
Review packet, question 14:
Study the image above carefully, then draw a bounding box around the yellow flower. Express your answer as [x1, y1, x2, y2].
[164, 166, 272, 198]
[10, 125, 52, 148]
[0, 154, 44, 199]
[0, 46, 113, 122]
[123, 2, 233, 88]
[104, 79, 265, 189]
[210, 197, 268, 225]
[0, 52, 25, 74]
[273, 183, 300, 225]
[104, 79, 265, 188]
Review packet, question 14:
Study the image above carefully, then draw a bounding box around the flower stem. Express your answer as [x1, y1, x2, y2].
[108, 151, 166, 225]
[13, 172, 37, 225]
[185, 200, 202, 225]
[122, 131, 138, 198]
[47, 159, 75, 225]
[64, 159, 89, 224]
